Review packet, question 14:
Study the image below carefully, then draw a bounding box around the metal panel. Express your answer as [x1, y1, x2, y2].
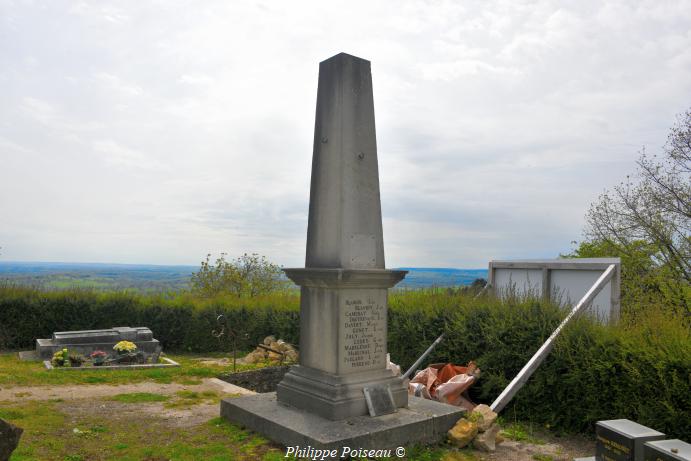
[488, 258, 621, 324]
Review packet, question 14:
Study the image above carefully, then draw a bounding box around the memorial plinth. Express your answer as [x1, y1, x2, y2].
[278, 269, 408, 419]
[221, 52, 463, 447]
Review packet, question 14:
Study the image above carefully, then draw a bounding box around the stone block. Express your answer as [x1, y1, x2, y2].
[644, 439, 691, 461]
[596, 419, 665, 461]
[221, 393, 463, 451]
[0, 418, 23, 461]
[447, 418, 478, 448]
[471, 404, 497, 432]
[473, 423, 501, 452]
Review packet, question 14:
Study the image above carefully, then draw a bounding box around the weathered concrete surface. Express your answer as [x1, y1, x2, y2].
[44, 357, 179, 370]
[304, 52, 384, 270]
[221, 393, 463, 450]
[278, 52, 408, 421]
[17, 351, 38, 361]
[0, 418, 23, 461]
[208, 378, 256, 396]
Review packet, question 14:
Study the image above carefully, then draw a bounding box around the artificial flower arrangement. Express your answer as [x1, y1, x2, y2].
[90, 350, 107, 366]
[68, 353, 85, 367]
[113, 340, 137, 354]
[51, 348, 69, 367]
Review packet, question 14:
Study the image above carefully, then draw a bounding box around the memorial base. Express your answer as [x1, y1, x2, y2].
[220, 393, 464, 451]
[277, 365, 408, 420]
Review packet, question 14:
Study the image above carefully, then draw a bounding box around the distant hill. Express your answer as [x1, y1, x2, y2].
[394, 267, 487, 289]
[0, 261, 197, 292]
[0, 262, 487, 292]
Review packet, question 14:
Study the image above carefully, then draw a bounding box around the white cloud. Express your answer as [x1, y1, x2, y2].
[1, 0, 690, 267]
[93, 139, 164, 170]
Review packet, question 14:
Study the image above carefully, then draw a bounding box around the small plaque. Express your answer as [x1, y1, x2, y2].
[363, 385, 396, 417]
[644, 440, 691, 461]
[596, 419, 665, 461]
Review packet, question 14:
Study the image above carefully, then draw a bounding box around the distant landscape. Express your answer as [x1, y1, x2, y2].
[0, 261, 488, 292]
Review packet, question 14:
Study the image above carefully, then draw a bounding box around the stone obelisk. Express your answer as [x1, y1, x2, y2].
[220, 54, 463, 448]
[276, 52, 409, 420]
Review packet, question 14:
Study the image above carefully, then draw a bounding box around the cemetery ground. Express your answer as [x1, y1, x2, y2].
[0, 351, 596, 461]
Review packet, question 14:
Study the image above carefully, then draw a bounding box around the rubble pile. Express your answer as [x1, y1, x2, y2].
[243, 336, 298, 364]
[406, 361, 503, 452]
[448, 404, 503, 452]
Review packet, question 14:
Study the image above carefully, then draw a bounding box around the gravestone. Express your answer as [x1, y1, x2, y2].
[644, 440, 691, 461]
[220, 52, 464, 449]
[36, 326, 160, 359]
[596, 419, 665, 461]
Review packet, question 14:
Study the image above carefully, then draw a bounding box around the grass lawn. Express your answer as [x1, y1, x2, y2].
[0, 352, 585, 460]
[2, 398, 284, 461]
[0, 352, 264, 388]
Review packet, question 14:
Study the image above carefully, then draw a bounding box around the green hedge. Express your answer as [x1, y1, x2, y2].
[0, 284, 688, 439]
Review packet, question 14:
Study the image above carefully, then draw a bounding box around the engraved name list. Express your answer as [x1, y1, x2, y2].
[340, 295, 386, 372]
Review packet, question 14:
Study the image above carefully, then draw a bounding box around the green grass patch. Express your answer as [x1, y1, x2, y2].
[0, 352, 266, 388]
[4, 400, 285, 460]
[0, 408, 25, 419]
[533, 455, 555, 461]
[164, 390, 220, 408]
[109, 392, 170, 403]
[500, 422, 546, 445]
[405, 446, 478, 461]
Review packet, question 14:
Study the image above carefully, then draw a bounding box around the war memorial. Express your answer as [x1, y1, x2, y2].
[220, 52, 463, 449]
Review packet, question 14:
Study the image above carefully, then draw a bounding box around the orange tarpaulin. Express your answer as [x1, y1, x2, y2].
[408, 361, 480, 411]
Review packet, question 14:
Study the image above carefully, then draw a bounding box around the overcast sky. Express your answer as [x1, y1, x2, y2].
[1, 1, 690, 268]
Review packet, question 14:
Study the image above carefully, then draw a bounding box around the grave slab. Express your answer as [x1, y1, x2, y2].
[44, 357, 179, 370]
[596, 419, 665, 461]
[36, 326, 160, 359]
[644, 440, 691, 461]
[221, 393, 463, 451]
[17, 350, 38, 361]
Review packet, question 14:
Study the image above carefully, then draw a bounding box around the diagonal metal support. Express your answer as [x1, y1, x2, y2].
[490, 264, 616, 413]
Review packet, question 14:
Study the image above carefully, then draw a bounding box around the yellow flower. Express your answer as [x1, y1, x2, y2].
[113, 340, 137, 352]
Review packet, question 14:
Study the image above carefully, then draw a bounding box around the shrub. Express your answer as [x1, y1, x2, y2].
[0, 284, 688, 438]
[190, 253, 286, 298]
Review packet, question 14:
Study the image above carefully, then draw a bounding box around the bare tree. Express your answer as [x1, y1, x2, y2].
[585, 109, 690, 309]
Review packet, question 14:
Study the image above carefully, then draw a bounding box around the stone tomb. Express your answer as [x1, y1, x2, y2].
[36, 326, 160, 359]
[221, 52, 464, 449]
[596, 419, 665, 461]
[644, 440, 691, 461]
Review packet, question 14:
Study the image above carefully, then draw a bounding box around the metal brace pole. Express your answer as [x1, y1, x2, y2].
[402, 333, 445, 380]
[490, 264, 616, 413]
